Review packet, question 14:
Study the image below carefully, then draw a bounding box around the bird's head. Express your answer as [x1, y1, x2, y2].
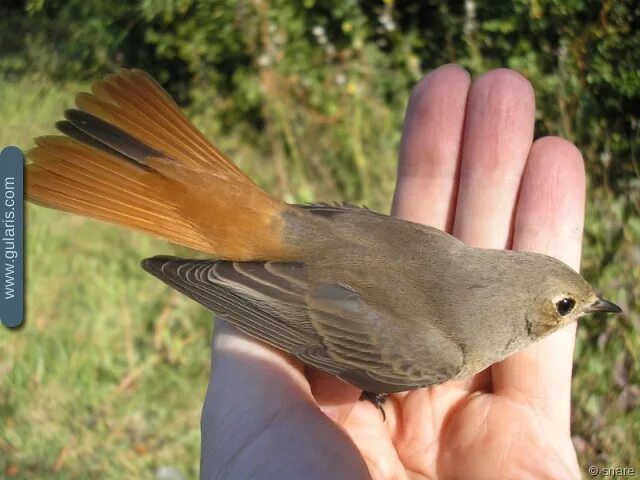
[524, 255, 621, 338]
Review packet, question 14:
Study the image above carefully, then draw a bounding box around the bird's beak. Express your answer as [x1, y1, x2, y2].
[586, 297, 622, 314]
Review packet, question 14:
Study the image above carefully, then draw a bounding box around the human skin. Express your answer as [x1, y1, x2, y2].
[200, 65, 585, 480]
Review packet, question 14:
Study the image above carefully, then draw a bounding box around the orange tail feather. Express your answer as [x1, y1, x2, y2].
[26, 69, 290, 261]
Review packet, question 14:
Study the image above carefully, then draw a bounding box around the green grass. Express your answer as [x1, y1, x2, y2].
[3, 209, 212, 478]
[0, 75, 212, 478]
[0, 74, 638, 478]
[573, 187, 640, 470]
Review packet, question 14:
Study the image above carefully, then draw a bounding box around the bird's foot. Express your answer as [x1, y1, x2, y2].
[359, 391, 388, 421]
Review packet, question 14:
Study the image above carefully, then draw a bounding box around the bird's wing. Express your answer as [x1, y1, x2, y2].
[305, 282, 463, 392]
[142, 256, 317, 349]
[142, 256, 463, 393]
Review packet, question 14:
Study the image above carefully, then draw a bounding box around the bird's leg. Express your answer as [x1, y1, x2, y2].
[359, 391, 388, 421]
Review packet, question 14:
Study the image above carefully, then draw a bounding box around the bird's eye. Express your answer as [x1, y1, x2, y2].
[555, 298, 576, 316]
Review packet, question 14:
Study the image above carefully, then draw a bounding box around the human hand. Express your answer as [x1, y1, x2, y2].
[200, 65, 585, 480]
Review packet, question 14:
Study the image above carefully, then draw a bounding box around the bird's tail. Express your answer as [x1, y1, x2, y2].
[26, 69, 292, 261]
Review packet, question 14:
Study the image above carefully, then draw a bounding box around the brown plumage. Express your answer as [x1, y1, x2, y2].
[26, 69, 621, 395]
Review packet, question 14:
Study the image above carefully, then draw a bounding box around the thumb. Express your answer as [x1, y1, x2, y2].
[307, 368, 361, 424]
[201, 319, 368, 479]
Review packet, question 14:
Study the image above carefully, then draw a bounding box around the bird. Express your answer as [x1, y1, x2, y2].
[25, 69, 621, 404]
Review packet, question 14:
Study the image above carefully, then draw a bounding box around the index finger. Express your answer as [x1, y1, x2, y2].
[392, 64, 470, 230]
[309, 64, 472, 421]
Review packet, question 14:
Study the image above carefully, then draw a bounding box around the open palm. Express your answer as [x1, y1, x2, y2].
[200, 66, 585, 480]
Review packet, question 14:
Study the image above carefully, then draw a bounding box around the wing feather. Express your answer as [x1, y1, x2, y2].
[142, 256, 464, 393]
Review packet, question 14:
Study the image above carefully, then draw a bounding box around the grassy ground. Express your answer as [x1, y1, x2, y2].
[1, 76, 212, 479]
[1, 74, 638, 478]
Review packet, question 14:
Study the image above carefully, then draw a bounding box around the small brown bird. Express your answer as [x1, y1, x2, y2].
[26, 69, 621, 398]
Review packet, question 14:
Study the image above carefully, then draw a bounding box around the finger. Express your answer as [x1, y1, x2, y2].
[446, 69, 535, 392]
[311, 65, 471, 416]
[492, 137, 585, 432]
[391, 64, 470, 231]
[201, 320, 309, 468]
[452, 69, 535, 248]
[202, 321, 370, 479]
[307, 368, 361, 425]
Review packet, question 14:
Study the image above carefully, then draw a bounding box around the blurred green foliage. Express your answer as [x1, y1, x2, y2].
[3, 0, 639, 200]
[0, 0, 638, 478]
